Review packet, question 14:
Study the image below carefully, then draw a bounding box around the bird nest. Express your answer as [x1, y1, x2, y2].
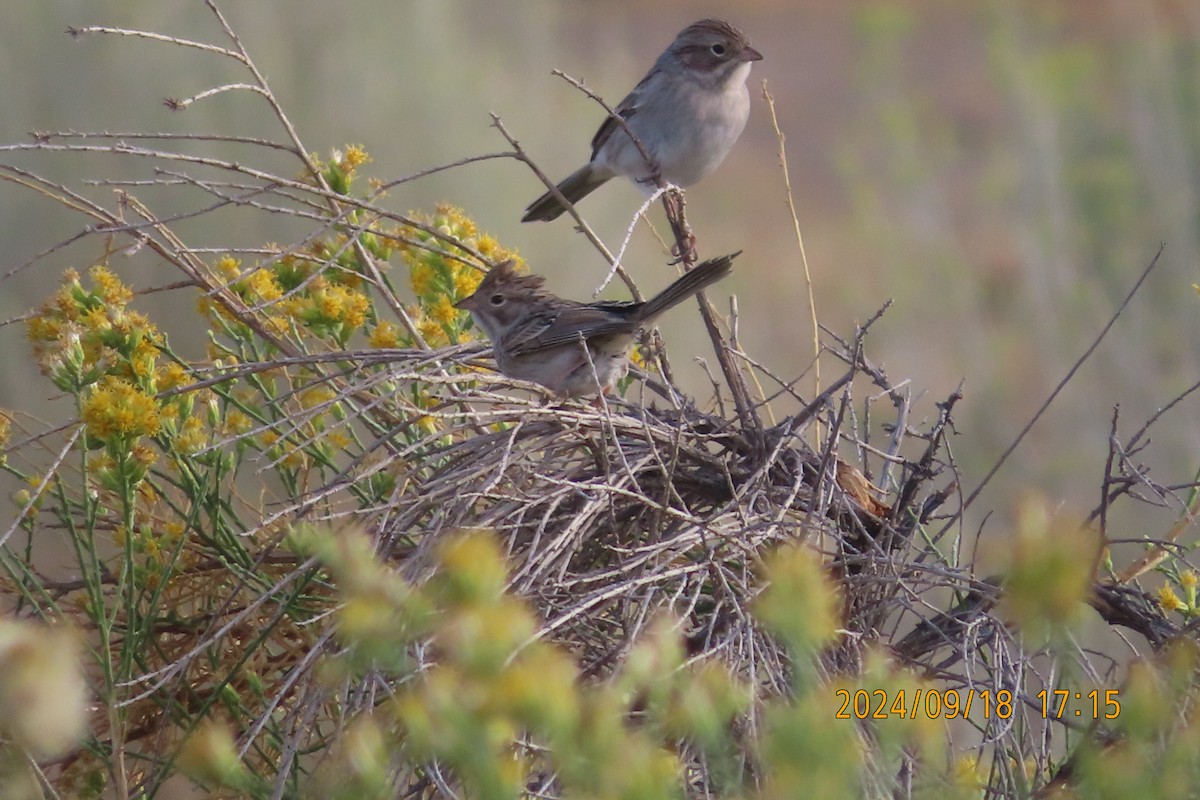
[299, 324, 960, 689]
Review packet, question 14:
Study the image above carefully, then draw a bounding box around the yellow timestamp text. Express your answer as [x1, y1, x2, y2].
[1037, 689, 1121, 720]
[834, 688, 1122, 720]
[835, 689, 1015, 720]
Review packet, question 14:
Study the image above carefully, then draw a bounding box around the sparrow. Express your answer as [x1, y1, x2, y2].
[455, 253, 738, 396]
[522, 19, 762, 222]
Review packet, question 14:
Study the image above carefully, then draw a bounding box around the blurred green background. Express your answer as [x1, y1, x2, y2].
[2, 0, 1198, 537]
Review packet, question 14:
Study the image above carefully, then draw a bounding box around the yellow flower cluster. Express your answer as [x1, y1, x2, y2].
[245, 268, 284, 303]
[27, 267, 228, 482]
[174, 416, 209, 456]
[26, 266, 163, 392]
[223, 409, 253, 437]
[368, 320, 402, 349]
[392, 204, 523, 348]
[81, 377, 162, 443]
[338, 145, 370, 172]
[156, 362, 190, 393]
[303, 280, 372, 331]
[323, 145, 371, 195]
[203, 253, 376, 348]
[1159, 584, 1185, 612]
[300, 385, 337, 411]
[1159, 570, 1199, 616]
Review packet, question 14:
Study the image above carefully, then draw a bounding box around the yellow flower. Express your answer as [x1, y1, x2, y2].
[952, 756, 986, 791]
[1180, 571, 1198, 590]
[475, 234, 501, 259]
[427, 295, 459, 326]
[90, 266, 133, 306]
[341, 145, 370, 170]
[416, 316, 446, 347]
[474, 235, 523, 269]
[214, 256, 242, 281]
[262, 313, 292, 337]
[369, 321, 401, 349]
[453, 265, 484, 298]
[0, 410, 10, 449]
[88, 452, 116, 474]
[130, 340, 161, 382]
[53, 268, 81, 304]
[245, 268, 283, 303]
[119, 309, 153, 332]
[1159, 585, 1186, 612]
[435, 202, 478, 239]
[80, 305, 111, 335]
[410, 261, 436, 297]
[415, 316, 448, 347]
[175, 416, 208, 455]
[161, 405, 183, 430]
[142, 533, 161, 559]
[82, 378, 162, 442]
[224, 409, 253, 436]
[157, 363, 189, 393]
[300, 386, 336, 410]
[27, 266, 163, 391]
[25, 313, 62, 344]
[342, 289, 371, 329]
[315, 286, 344, 320]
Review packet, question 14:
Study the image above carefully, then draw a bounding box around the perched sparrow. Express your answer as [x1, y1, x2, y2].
[456, 253, 737, 397]
[522, 19, 762, 223]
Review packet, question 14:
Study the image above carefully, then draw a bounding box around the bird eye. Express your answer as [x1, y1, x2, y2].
[489, 293, 505, 306]
[710, 42, 727, 56]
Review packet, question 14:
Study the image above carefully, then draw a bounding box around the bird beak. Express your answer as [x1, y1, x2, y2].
[454, 295, 474, 311]
[740, 46, 763, 63]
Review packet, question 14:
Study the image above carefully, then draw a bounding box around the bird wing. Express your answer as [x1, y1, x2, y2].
[589, 81, 644, 160]
[505, 303, 640, 356]
[497, 309, 557, 354]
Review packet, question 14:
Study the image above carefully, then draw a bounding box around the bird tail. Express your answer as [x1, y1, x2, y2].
[521, 165, 611, 222]
[637, 252, 739, 322]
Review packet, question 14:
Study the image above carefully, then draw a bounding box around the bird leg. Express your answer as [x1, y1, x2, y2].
[662, 187, 697, 265]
